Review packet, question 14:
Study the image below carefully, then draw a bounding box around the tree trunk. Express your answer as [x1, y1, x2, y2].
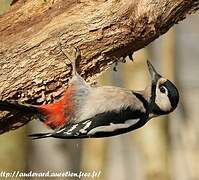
[0, 0, 199, 134]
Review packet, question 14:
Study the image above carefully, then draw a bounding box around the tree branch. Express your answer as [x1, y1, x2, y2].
[0, 0, 199, 134]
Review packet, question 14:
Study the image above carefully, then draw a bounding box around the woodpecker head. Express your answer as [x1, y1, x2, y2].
[146, 60, 179, 117]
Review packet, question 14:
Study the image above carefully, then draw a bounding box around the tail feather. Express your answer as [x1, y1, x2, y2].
[0, 99, 71, 130]
[0, 100, 38, 114]
[29, 132, 52, 140]
[0, 100, 46, 126]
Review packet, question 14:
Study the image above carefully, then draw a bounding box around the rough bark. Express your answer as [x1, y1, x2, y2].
[0, 0, 199, 134]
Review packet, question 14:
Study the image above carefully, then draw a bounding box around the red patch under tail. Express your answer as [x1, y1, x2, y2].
[38, 87, 75, 129]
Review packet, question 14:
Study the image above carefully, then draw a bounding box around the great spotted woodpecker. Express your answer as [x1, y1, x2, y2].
[0, 48, 179, 139]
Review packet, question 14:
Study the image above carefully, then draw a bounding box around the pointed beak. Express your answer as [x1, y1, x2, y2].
[147, 60, 161, 83]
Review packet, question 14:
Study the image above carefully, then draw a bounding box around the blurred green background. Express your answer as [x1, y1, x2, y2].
[0, 0, 13, 15]
[0, 2, 199, 180]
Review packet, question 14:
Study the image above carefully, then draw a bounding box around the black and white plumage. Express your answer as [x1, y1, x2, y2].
[0, 48, 179, 139]
[30, 48, 179, 139]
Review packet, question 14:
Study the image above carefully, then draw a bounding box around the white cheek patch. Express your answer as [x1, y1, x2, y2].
[87, 119, 140, 135]
[155, 88, 171, 112]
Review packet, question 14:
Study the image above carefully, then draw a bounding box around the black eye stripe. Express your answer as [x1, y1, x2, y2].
[151, 82, 156, 102]
[161, 82, 171, 94]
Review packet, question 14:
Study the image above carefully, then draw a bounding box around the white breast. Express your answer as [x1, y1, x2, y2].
[75, 86, 146, 123]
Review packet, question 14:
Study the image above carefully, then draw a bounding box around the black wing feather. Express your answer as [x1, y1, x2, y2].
[30, 107, 148, 139]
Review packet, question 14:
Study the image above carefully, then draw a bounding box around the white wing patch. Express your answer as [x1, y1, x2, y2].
[64, 124, 79, 135]
[60, 120, 92, 135]
[56, 128, 65, 133]
[87, 118, 140, 135]
[79, 121, 92, 133]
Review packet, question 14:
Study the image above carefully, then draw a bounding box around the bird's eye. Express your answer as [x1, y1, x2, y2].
[160, 86, 167, 93]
